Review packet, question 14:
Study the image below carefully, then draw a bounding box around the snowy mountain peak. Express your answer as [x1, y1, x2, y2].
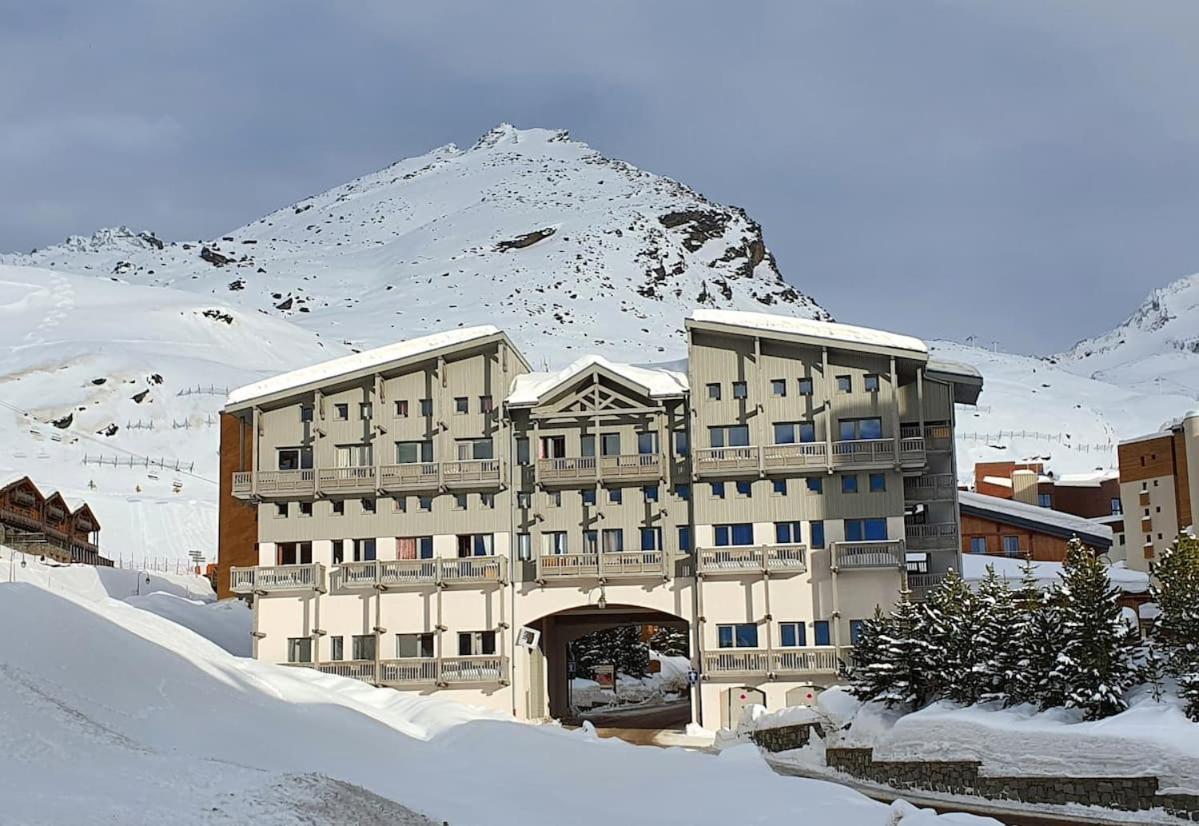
[5, 124, 828, 364]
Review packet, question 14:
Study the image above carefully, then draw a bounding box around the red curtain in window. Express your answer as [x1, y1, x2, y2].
[396, 537, 417, 560]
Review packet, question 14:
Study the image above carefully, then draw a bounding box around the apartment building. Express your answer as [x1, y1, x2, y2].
[219, 312, 980, 728]
[0, 474, 108, 565]
[959, 490, 1113, 561]
[1117, 412, 1199, 571]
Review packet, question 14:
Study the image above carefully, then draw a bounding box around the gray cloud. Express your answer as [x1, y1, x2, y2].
[3, 0, 1198, 353]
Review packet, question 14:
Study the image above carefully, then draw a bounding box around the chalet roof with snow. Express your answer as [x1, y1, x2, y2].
[959, 490, 1113, 550]
[225, 326, 530, 411]
[961, 554, 1148, 594]
[688, 309, 929, 360]
[507, 355, 687, 407]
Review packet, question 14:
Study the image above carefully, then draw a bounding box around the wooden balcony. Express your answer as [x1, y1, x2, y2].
[693, 446, 760, 477]
[917, 424, 953, 452]
[317, 467, 375, 494]
[697, 545, 807, 577]
[903, 473, 957, 502]
[537, 454, 664, 486]
[762, 443, 827, 472]
[230, 563, 325, 595]
[905, 522, 959, 551]
[701, 648, 845, 679]
[907, 572, 948, 601]
[536, 550, 665, 582]
[442, 459, 503, 489]
[331, 557, 507, 591]
[832, 540, 906, 571]
[379, 462, 440, 492]
[231, 470, 315, 499]
[294, 656, 509, 687]
[830, 438, 925, 470]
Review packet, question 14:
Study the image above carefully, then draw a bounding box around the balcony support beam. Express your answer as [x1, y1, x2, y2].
[821, 347, 833, 475]
[890, 356, 901, 471]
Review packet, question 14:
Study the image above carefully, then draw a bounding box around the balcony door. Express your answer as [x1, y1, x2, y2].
[277, 447, 313, 471]
[637, 432, 658, 455]
[396, 440, 433, 464]
[600, 433, 622, 457]
[336, 443, 373, 468]
[540, 436, 566, 459]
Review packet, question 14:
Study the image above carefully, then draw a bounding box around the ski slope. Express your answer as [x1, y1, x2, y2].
[0, 549, 991, 825]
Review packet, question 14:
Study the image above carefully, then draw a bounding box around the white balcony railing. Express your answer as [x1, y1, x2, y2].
[318, 466, 375, 492]
[538, 454, 664, 484]
[331, 557, 507, 590]
[697, 545, 807, 576]
[702, 647, 846, 678]
[295, 657, 509, 687]
[771, 647, 843, 674]
[380, 462, 440, 491]
[832, 540, 906, 570]
[694, 446, 760, 474]
[230, 563, 325, 594]
[830, 439, 895, 467]
[762, 443, 827, 470]
[537, 457, 597, 483]
[536, 551, 665, 580]
[231, 469, 316, 497]
[442, 459, 502, 487]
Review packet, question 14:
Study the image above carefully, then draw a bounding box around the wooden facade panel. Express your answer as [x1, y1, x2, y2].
[217, 412, 258, 599]
[1118, 435, 1178, 484]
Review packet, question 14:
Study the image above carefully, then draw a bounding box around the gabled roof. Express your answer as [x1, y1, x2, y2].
[926, 358, 984, 405]
[507, 355, 687, 407]
[688, 309, 928, 360]
[42, 491, 69, 516]
[958, 490, 1113, 549]
[225, 326, 529, 411]
[0, 473, 36, 494]
[70, 502, 100, 529]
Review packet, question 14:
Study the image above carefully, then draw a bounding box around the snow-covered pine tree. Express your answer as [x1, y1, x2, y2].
[849, 606, 890, 701]
[919, 569, 975, 703]
[1049, 538, 1139, 720]
[854, 594, 932, 709]
[973, 565, 1021, 705]
[1150, 535, 1199, 719]
[1005, 558, 1058, 707]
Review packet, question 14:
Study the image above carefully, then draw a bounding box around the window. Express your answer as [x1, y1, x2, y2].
[457, 534, 494, 557]
[352, 538, 376, 562]
[359, 402, 372, 420]
[842, 475, 859, 494]
[359, 498, 376, 514]
[845, 518, 888, 541]
[287, 637, 313, 664]
[299, 501, 312, 518]
[711, 481, 726, 499]
[454, 397, 468, 414]
[774, 479, 788, 496]
[540, 435, 566, 459]
[277, 447, 313, 471]
[864, 374, 880, 393]
[868, 473, 886, 493]
[734, 481, 752, 498]
[583, 530, 598, 553]
[814, 621, 831, 646]
[806, 477, 823, 494]
[1111, 498, 1122, 515]
[418, 496, 433, 512]
[708, 425, 750, 448]
[969, 537, 987, 554]
[640, 527, 662, 551]
[1038, 493, 1053, 508]
[453, 494, 468, 510]
[1002, 535, 1021, 557]
[732, 381, 748, 399]
[275, 502, 288, 518]
[332, 540, 344, 565]
[850, 620, 866, 644]
[579, 434, 596, 458]
[300, 405, 314, 423]
[395, 440, 433, 464]
[456, 438, 494, 460]
[352, 635, 376, 661]
[714, 523, 754, 546]
[706, 383, 721, 401]
[717, 623, 759, 649]
[774, 422, 797, 444]
[547, 490, 562, 507]
[516, 533, 532, 562]
[336, 443, 373, 467]
[798, 378, 813, 396]
[839, 418, 883, 441]
[675, 484, 691, 501]
[779, 622, 807, 648]
[600, 433, 622, 456]
[775, 521, 802, 543]
[419, 398, 433, 416]
[607, 488, 622, 505]
[480, 493, 495, 509]
[479, 395, 494, 413]
[330, 636, 344, 661]
[458, 631, 497, 656]
[331, 499, 344, 516]
[637, 432, 659, 455]
[545, 532, 568, 555]
[836, 375, 851, 393]
[582, 489, 596, 507]
[517, 438, 531, 465]
[396, 633, 434, 659]
[397, 536, 433, 559]
[644, 485, 659, 503]
[771, 379, 787, 397]
[394, 400, 409, 417]
[674, 430, 690, 456]
[334, 403, 349, 420]
[678, 526, 691, 552]
[276, 542, 311, 565]
[799, 422, 816, 443]
[810, 521, 825, 549]
[602, 529, 624, 553]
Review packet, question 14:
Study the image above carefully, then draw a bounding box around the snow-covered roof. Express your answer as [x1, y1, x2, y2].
[0, 472, 32, 491]
[1118, 429, 1174, 447]
[958, 490, 1114, 548]
[507, 355, 687, 406]
[1139, 602, 1160, 620]
[227, 326, 510, 408]
[926, 358, 982, 381]
[689, 309, 928, 357]
[960, 553, 1149, 594]
[980, 475, 1013, 488]
[1054, 470, 1118, 487]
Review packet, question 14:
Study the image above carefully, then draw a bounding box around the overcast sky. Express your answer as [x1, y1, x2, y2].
[5, 1, 1199, 353]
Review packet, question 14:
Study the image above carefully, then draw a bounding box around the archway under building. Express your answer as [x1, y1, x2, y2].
[527, 604, 693, 730]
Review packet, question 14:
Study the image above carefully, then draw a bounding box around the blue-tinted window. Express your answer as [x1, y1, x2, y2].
[814, 621, 831, 646]
[773, 479, 787, 495]
[582, 489, 596, 506]
[860, 418, 883, 440]
[678, 526, 691, 552]
[711, 482, 725, 499]
[842, 475, 858, 494]
[771, 379, 787, 397]
[869, 473, 886, 492]
[418, 536, 433, 559]
[774, 423, 796, 444]
[718, 625, 733, 648]
[728, 425, 750, 447]
[811, 521, 825, 549]
[675, 430, 690, 456]
[775, 521, 802, 543]
[736, 480, 752, 497]
[644, 485, 659, 503]
[732, 523, 753, 545]
[640, 527, 661, 551]
[865, 518, 888, 540]
[970, 537, 987, 554]
[675, 484, 690, 501]
[637, 432, 658, 455]
[780, 622, 807, 647]
[799, 422, 816, 443]
[846, 519, 863, 542]
[807, 477, 823, 494]
[798, 378, 813, 396]
[716, 624, 761, 648]
[608, 488, 622, 505]
[850, 620, 865, 644]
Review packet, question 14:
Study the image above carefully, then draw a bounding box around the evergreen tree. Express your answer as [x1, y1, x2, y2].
[1006, 558, 1059, 707]
[919, 569, 975, 702]
[1150, 535, 1199, 719]
[973, 566, 1021, 705]
[852, 594, 932, 709]
[647, 624, 689, 658]
[849, 605, 890, 700]
[1048, 539, 1139, 720]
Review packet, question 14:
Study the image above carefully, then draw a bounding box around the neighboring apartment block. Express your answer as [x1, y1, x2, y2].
[1117, 412, 1199, 571]
[218, 312, 981, 728]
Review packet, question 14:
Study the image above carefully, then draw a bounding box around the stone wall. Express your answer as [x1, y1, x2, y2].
[749, 722, 824, 753]
[824, 746, 1199, 822]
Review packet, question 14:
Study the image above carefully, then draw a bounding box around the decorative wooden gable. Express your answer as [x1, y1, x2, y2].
[0, 476, 44, 513]
[537, 366, 656, 417]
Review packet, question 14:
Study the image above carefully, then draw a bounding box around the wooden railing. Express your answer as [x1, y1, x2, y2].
[442, 459, 502, 487]
[536, 551, 665, 580]
[332, 556, 507, 590]
[230, 563, 325, 594]
[538, 454, 664, 484]
[923, 424, 953, 451]
[537, 456, 597, 483]
[230, 469, 316, 497]
[904, 473, 957, 501]
[693, 446, 759, 474]
[317, 466, 375, 492]
[832, 540, 905, 570]
[697, 545, 807, 576]
[831, 439, 895, 467]
[904, 523, 959, 550]
[379, 462, 440, 491]
[899, 436, 926, 463]
[762, 443, 827, 470]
